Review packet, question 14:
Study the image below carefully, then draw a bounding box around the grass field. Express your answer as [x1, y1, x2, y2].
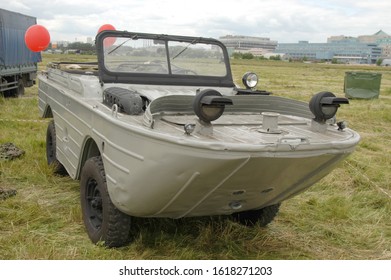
[1, 54, 390, 259]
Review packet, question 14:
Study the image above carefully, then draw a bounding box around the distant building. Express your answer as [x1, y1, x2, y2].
[358, 30, 390, 44]
[275, 41, 381, 64]
[276, 31, 390, 64]
[376, 34, 391, 58]
[327, 36, 358, 43]
[381, 45, 391, 57]
[219, 35, 277, 56]
[56, 41, 69, 48]
[221, 31, 390, 62]
[328, 30, 390, 44]
[327, 30, 391, 59]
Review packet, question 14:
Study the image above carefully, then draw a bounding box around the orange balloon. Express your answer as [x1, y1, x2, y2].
[25, 25, 50, 52]
[97, 24, 116, 47]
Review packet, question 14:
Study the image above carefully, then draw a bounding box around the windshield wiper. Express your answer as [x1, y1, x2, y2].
[171, 39, 198, 60]
[107, 35, 138, 55]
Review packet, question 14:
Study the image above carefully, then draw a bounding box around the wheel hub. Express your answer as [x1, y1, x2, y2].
[86, 179, 103, 229]
[91, 197, 102, 209]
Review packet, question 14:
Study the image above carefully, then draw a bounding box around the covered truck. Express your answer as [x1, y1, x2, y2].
[0, 8, 41, 97]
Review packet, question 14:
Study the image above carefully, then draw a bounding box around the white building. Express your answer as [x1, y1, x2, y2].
[219, 35, 277, 56]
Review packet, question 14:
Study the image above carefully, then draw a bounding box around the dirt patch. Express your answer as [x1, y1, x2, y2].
[0, 143, 23, 200]
[0, 187, 17, 200]
[0, 142, 25, 160]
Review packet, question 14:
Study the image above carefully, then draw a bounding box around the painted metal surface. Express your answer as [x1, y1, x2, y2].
[38, 32, 360, 218]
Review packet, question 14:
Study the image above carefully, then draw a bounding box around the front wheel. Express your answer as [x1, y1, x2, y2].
[231, 204, 280, 227]
[80, 156, 132, 247]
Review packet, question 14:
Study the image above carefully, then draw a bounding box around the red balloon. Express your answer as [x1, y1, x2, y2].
[25, 25, 50, 52]
[97, 24, 116, 34]
[97, 24, 116, 47]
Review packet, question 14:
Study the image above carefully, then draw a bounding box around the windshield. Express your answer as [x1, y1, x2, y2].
[103, 36, 227, 77]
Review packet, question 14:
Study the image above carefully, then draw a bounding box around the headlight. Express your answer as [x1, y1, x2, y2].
[309, 91, 349, 123]
[242, 72, 258, 89]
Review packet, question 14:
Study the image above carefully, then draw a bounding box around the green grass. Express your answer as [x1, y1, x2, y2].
[1, 55, 391, 259]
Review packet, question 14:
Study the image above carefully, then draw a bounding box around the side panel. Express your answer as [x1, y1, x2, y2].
[38, 77, 97, 179]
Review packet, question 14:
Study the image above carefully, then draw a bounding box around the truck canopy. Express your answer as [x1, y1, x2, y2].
[0, 8, 41, 68]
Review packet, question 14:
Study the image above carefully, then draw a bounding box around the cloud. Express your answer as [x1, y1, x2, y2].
[1, 0, 390, 43]
[4, 1, 31, 11]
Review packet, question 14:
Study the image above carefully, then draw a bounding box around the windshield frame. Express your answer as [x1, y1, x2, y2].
[96, 30, 234, 87]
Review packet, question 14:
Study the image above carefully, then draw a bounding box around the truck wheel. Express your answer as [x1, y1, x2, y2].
[80, 156, 132, 247]
[231, 203, 280, 227]
[46, 120, 67, 175]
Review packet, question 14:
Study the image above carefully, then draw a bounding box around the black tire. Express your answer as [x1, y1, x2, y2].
[231, 203, 280, 227]
[46, 120, 67, 175]
[80, 156, 132, 247]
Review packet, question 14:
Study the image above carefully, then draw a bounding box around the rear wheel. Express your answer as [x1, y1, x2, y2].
[80, 156, 132, 247]
[46, 120, 67, 175]
[231, 204, 280, 227]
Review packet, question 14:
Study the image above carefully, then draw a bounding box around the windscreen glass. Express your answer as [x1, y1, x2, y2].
[103, 36, 227, 77]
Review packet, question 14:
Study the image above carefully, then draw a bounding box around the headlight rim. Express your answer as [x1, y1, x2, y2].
[242, 72, 258, 89]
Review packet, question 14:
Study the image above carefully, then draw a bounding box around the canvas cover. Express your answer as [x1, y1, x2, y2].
[0, 8, 41, 68]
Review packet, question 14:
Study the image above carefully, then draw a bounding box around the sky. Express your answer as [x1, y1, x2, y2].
[1, 0, 391, 43]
